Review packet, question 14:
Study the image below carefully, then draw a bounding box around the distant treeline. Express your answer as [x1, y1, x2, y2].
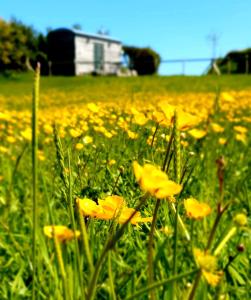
[0, 18, 49, 74]
[123, 46, 160, 75]
[208, 49, 251, 74]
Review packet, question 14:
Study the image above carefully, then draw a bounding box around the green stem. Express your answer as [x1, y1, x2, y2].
[125, 269, 199, 300]
[86, 245, 107, 300]
[54, 236, 68, 300]
[108, 251, 116, 300]
[188, 269, 202, 300]
[32, 63, 40, 300]
[147, 199, 161, 300]
[86, 196, 147, 300]
[77, 204, 94, 273]
[190, 220, 194, 251]
[111, 169, 122, 195]
[170, 203, 190, 241]
[206, 207, 224, 251]
[162, 131, 174, 172]
[223, 252, 240, 271]
[150, 122, 159, 148]
[173, 201, 179, 275]
[206, 201, 230, 251]
[172, 111, 181, 300]
[174, 111, 181, 184]
[67, 151, 85, 299]
[214, 226, 237, 256]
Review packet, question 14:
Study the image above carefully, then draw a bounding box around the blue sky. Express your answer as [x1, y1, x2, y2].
[1, 0, 251, 75]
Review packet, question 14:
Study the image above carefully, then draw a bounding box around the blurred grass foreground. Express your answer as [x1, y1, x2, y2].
[0, 73, 250, 299]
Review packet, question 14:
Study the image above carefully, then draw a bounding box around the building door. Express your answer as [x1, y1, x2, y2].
[94, 43, 104, 72]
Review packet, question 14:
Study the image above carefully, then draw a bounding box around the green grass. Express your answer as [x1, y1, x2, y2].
[0, 73, 250, 299]
[1, 72, 251, 110]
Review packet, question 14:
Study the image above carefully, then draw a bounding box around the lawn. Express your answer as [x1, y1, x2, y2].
[1, 72, 251, 109]
[0, 72, 250, 299]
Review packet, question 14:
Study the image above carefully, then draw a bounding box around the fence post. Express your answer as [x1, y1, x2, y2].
[48, 61, 52, 76]
[227, 58, 231, 74]
[182, 60, 185, 75]
[245, 54, 249, 74]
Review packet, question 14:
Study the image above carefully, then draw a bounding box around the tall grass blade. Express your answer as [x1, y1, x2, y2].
[32, 63, 40, 300]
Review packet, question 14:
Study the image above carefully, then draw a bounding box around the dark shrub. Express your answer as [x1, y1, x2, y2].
[123, 46, 160, 75]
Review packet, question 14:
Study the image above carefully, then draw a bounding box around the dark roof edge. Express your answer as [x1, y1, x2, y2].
[50, 28, 121, 44]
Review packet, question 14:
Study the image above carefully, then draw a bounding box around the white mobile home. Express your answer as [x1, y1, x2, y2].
[48, 28, 122, 75]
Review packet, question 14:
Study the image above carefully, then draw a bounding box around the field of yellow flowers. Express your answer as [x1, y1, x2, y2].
[0, 72, 250, 299]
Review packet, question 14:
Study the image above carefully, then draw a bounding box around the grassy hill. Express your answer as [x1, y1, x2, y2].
[1, 73, 251, 109]
[0, 71, 250, 299]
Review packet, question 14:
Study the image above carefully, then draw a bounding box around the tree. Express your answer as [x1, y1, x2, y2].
[123, 46, 161, 75]
[0, 18, 48, 73]
[207, 48, 251, 74]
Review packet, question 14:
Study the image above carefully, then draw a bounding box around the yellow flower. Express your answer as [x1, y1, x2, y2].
[43, 225, 80, 242]
[0, 112, 11, 121]
[75, 143, 84, 150]
[133, 161, 182, 199]
[21, 128, 32, 141]
[218, 137, 227, 145]
[233, 125, 247, 134]
[98, 195, 125, 219]
[177, 110, 200, 131]
[188, 128, 207, 139]
[43, 124, 53, 135]
[202, 270, 223, 286]
[119, 207, 152, 225]
[160, 226, 173, 235]
[159, 104, 200, 130]
[77, 196, 152, 225]
[77, 198, 102, 217]
[127, 130, 138, 140]
[184, 198, 211, 220]
[133, 113, 148, 126]
[0, 146, 8, 154]
[211, 123, 224, 133]
[87, 102, 99, 113]
[69, 128, 82, 138]
[194, 248, 223, 286]
[151, 110, 167, 124]
[38, 150, 45, 161]
[235, 133, 247, 144]
[44, 137, 52, 144]
[181, 140, 189, 147]
[104, 131, 113, 138]
[108, 159, 116, 166]
[234, 213, 248, 227]
[83, 135, 93, 144]
[147, 136, 155, 146]
[221, 92, 234, 102]
[6, 136, 16, 143]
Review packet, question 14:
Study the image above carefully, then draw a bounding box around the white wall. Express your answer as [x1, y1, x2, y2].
[74, 36, 122, 75]
[104, 42, 122, 73]
[75, 36, 94, 74]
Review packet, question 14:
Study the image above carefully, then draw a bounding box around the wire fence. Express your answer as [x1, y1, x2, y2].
[48, 53, 251, 75]
[159, 53, 251, 75]
[48, 58, 214, 75]
[159, 58, 214, 75]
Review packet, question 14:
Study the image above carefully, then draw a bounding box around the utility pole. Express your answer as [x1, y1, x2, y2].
[207, 33, 219, 60]
[207, 32, 220, 74]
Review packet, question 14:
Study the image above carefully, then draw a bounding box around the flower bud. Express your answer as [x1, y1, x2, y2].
[234, 213, 248, 227]
[237, 244, 245, 252]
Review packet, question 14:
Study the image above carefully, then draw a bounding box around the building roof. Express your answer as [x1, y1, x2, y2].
[50, 28, 121, 44]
